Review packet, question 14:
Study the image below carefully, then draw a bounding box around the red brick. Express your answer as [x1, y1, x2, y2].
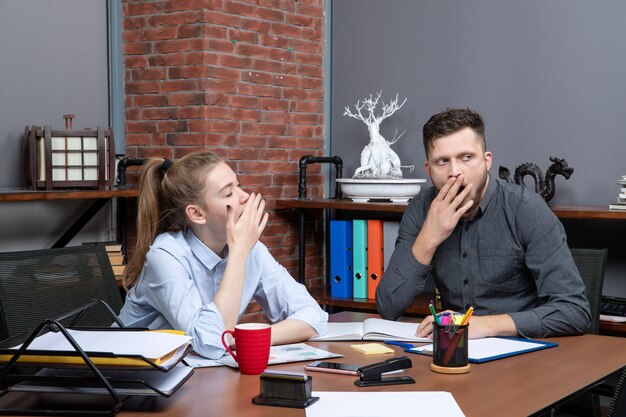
[261, 33, 289, 48]
[164, 0, 207, 12]
[240, 17, 271, 33]
[282, 88, 307, 100]
[228, 29, 259, 44]
[126, 2, 162, 16]
[208, 39, 236, 54]
[269, 23, 301, 39]
[224, 2, 258, 18]
[202, 79, 238, 94]
[157, 120, 188, 133]
[236, 44, 269, 59]
[219, 54, 252, 69]
[149, 11, 204, 27]
[161, 79, 199, 92]
[260, 98, 288, 111]
[268, 136, 298, 148]
[137, 146, 173, 158]
[123, 30, 141, 43]
[257, 7, 285, 22]
[168, 92, 207, 106]
[230, 95, 259, 108]
[274, 74, 299, 87]
[202, 25, 228, 39]
[241, 71, 273, 85]
[142, 108, 178, 120]
[124, 41, 152, 55]
[290, 113, 320, 125]
[258, 124, 286, 135]
[127, 121, 157, 133]
[178, 106, 203, 119]
[178, 25, 203, 39]
[289, 39, 324, 54]
[130, 67, 165, 81]
[253, 59, 285, 74]
[190, 38, 211, 51]
[135, 95, 168, 107]
[205, 11, 241, 27]
[298, 64, 322, 78]
[125, 133, 152, 146]
[230, 148, 260, 160]
[166, 133, 209, 146]
[261, 111, 289, 124]
[202, 106, 232, 120]
[154, 39, 192, 54]
[207, 66, 241, 80]
[142, 27, 177, 41]
[295, 50, 323, 65]
[237, 135, 268, 147]
[186, 119, 211, 131]
[295, 3, 324, 17]
[260, 149, 288, 161]
[289, 125, 322, 137]
[237, 160, 271, 173]
[125, 56, 149, 68]
[126, 81, 160, 94]
[286, 13, 314, 27]
[124, 16, 147, 30]
[240, 174, 272, 186]
[237, 83, 281, 98]
[168, 66, 208, 79]
[295, 100, 322, 112]
[297, 137, 324, 148]
[300, 77, 323, 90]
[149, 53, 184, 66]
[209, 120, 239, 133]
[206, 93, 229, 105]
[231, 108, 260, 121]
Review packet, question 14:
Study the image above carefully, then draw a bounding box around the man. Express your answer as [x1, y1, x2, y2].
[376, 108, 591, 339]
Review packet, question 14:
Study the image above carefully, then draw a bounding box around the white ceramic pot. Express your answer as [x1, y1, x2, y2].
[336, 178, 427, 203]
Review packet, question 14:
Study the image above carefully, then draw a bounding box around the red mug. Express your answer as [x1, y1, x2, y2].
[221, 323, 271, 375]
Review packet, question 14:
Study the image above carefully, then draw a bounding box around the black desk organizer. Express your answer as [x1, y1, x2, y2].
[0, 299, 193, 416]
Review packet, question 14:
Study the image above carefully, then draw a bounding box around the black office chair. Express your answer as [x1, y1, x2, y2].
[0, 245, 123, 345]
[570, 248, 608, 335]
[555, 248, 608, 417]
[607, 366, 626, 417]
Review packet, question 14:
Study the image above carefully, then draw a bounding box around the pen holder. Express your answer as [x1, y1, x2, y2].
[431, 322, 470, 374]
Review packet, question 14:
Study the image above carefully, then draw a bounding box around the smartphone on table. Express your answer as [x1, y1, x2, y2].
[304, 361, 361, 375]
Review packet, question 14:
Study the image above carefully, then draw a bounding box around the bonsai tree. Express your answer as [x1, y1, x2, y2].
[344, 91, 413, 179]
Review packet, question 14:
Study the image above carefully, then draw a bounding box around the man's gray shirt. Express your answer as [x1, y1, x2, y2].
[376, 176, 591, 338]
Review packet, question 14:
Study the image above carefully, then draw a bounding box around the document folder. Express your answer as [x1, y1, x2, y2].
[367, 220, 384, 299]
[352, 219, 368, 299]
[329, 220, 353, 299]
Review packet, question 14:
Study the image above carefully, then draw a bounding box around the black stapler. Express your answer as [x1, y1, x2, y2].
[354, 356, 416, 387]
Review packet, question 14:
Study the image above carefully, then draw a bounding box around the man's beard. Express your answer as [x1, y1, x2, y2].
[461, 170, 489, 220]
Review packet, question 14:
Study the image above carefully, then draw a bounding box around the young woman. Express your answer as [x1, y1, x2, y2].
[119, 151, 327, 359]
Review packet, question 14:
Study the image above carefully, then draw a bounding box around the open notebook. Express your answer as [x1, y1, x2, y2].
[310, 318, 430, 342]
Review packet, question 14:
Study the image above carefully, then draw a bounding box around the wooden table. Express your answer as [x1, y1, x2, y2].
[2, 312, 625, 417]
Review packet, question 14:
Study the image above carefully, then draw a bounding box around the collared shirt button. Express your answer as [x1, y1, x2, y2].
[462, 252, 468, 258]
[464, 225, 469, 231]
[463, 278, 469, 285]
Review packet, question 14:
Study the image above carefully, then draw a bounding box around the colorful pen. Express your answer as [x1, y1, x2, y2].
[383, 340, 415, 349]
[429, 302, 440, 325]
[460, 306, 474, 325]
[440, 312, 452, 325]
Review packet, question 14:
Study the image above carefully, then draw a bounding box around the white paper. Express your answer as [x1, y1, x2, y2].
[306, 391, 465, 417]
[218, 343, 341, 368]
[14, 330, 191, 360]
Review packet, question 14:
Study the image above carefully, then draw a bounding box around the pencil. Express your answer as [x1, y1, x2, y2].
[429, 302, 440, 325]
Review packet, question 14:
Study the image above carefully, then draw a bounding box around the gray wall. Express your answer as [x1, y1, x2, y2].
[0, 0, 114, 250]
[331, 0, 626, 298]
[331, 0, 626, 206]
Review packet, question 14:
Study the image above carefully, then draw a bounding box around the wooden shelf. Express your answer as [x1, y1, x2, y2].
[551, 204, 626, 220]
[275, 198, 408, 213]
[311, 289, 432, 316]
[275, 198, 626, 220]
[0, 187, 138, 202]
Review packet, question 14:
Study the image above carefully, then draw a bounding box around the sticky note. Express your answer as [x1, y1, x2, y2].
[350, 343, 394, 355]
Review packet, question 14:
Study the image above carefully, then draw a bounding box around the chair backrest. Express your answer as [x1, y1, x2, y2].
[0, 245, 123, 343]
[570, 248, 608, 335]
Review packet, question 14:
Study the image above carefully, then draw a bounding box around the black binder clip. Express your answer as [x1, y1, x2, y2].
[354, 356, 416, 387]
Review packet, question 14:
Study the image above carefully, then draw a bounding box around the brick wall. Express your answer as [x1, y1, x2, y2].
[121, 0, 326, 319]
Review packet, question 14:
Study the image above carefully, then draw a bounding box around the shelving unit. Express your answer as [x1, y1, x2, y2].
[275, 198, 626, 334]
[0, 187, 139, 249]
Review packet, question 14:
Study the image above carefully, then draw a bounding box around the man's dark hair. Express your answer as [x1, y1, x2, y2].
[423, 108, 486, 157]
